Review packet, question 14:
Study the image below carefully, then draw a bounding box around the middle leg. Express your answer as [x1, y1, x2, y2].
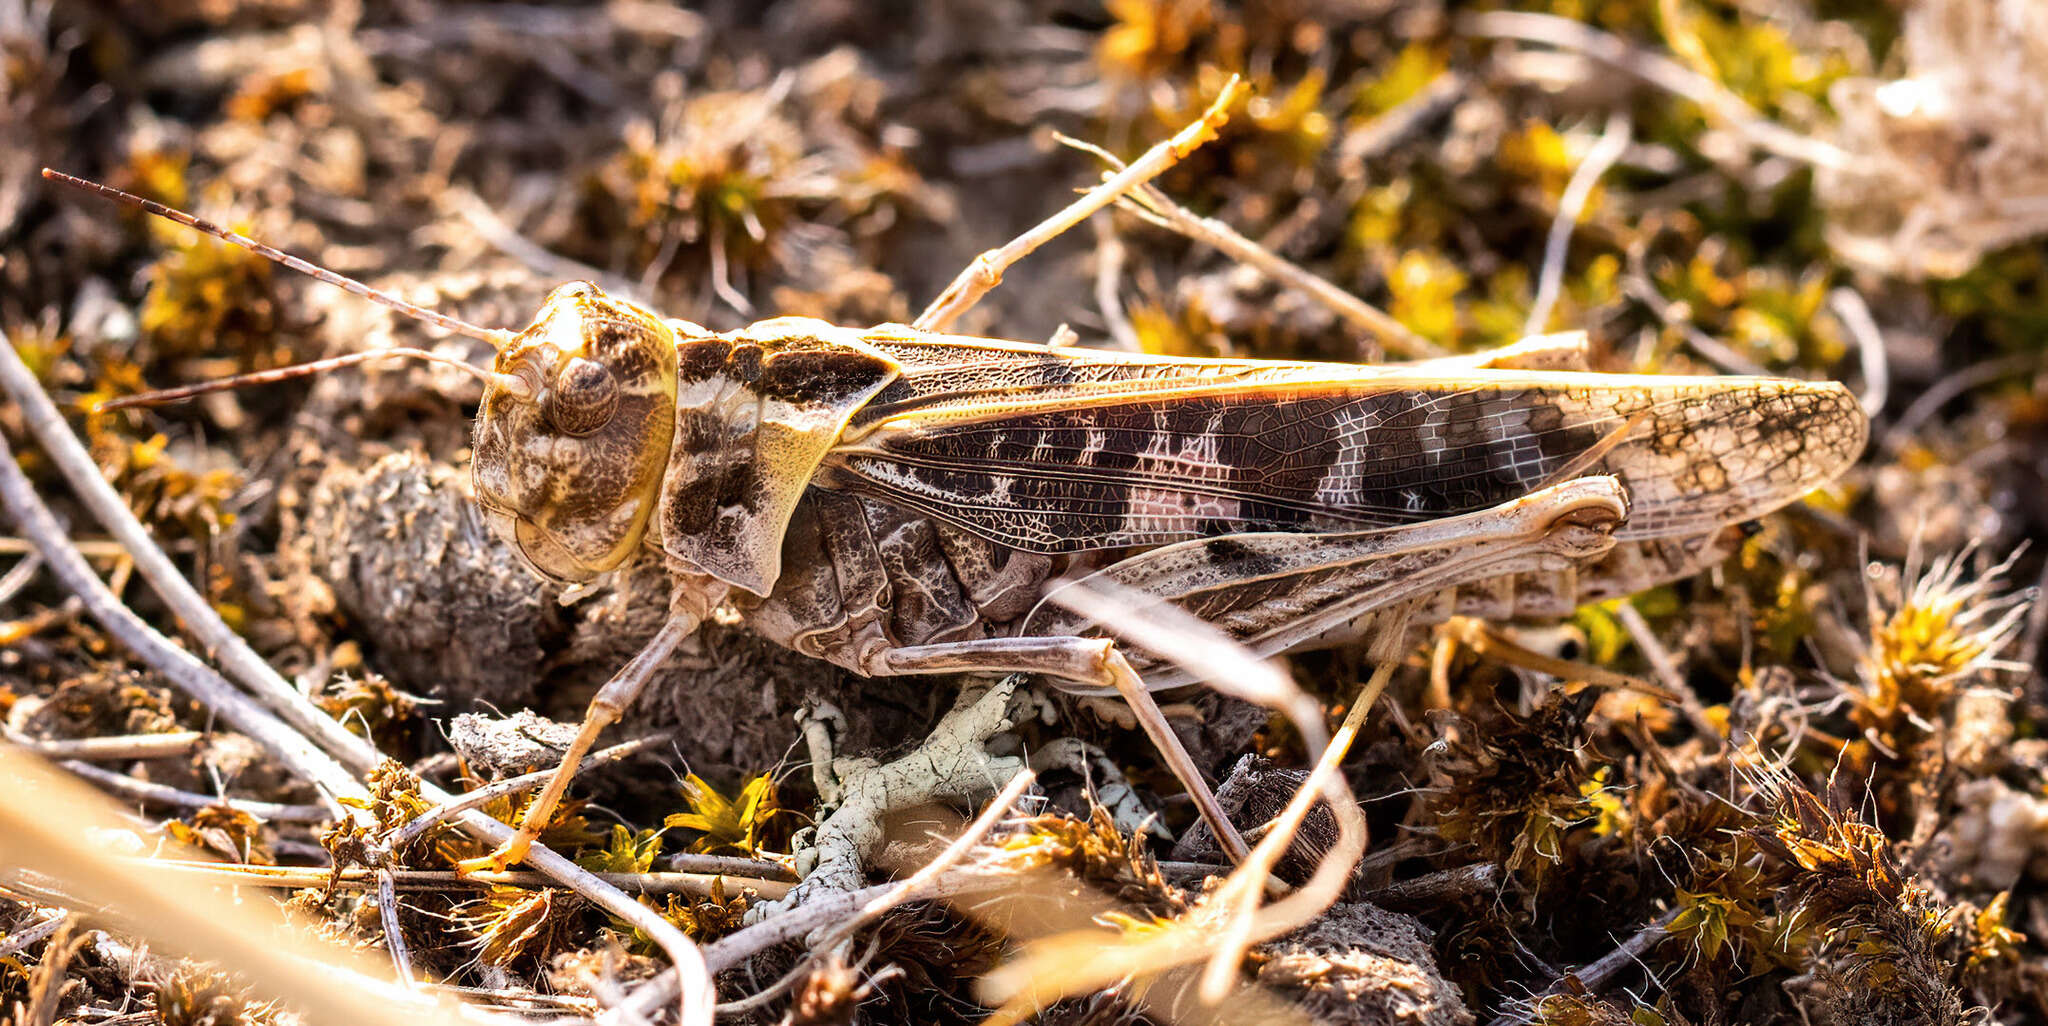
[877, 635, 1254, 864]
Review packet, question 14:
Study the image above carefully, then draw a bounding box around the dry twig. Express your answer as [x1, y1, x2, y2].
[0, 333, 718, 1026]
[1065, 135, 1441, 358]
[5, 729, 206, 761]
[1466, 11, 1848, 169]
[1525, 110, 1632, 337]
[128, 859, 794, 900]
[55, 759, 331, 822]
[0, 746, 491, 1026]
[0, 414, 372, 815]
[915, 76, 1246, 332]
[381, 731, 678, 852]
[972, 581, 1375, 1020]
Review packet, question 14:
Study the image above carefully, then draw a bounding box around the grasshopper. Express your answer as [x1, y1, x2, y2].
[39, 127, 1866, 873]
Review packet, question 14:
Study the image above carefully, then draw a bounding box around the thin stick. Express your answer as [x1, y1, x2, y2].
[721, 769, 1036, 1015]
[1075, 147, 1441, 358]
[2, 746, 493, 1026]
[714, 770, 1038, 1013]
[1829, 286, 1889, 417]
[0, 337, 390, 786]
[605, 870, 1029, 1024]
[820, 769, 1036, 950]
[0, 550, 41, 605]
[1525, 110, 1631, 337]
[125, 860, 794, 900]
[914, 76, 1246, 332]
[1443, 616, 1662, 698]
[616, 678, 1033, 1023]
[1462, 13, 1847, 169]
[0, 600, 77, 646]
[446, 187, 647, 304]
[40, 169, 514, 347]
[1617, 272, 1771, 376]
[56, 759, 330, 822]
[1090, 216, 1141, 352]
[1880, 352, 2035, 456]
[1484, 907, 1679, 1026]
[1123, 184, 1439, 358]
[1364, 862, 1498, 905]
[1336, 69, 1469, 167]
[0, 430, 370, 817]
[703, 871, 1003, 974]
[0, 334, 716, 1026]
[1613, 602, 1721, 747]
[379, 870, 417, 988]
[1024, 582, 1373, 1009]
[1198, 654, 1391, 1003]
[0, 538, 133, 559]
[667, 852, 801, 881]
[4, 729, 206, 761]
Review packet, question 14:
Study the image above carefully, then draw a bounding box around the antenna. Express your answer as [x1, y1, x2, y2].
[95, 348, 529, 411]
[42, 168, 535, 409]
[41, 168, 515, 348]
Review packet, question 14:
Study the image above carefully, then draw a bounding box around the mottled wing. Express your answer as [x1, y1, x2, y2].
[825, 333, 1865, 554]
[1018, 476, 1630, 691]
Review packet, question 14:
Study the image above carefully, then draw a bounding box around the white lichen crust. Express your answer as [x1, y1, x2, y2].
[750, 675, 1027, 924]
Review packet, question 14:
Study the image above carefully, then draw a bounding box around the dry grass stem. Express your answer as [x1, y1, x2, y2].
[5, 729, 206, 760]
[1, 333, 718, 1026]
[974, 581, 1371, 1020]
[915, 76, 1246, 332]
[0, 335, 382, 789]
[1613, 601, 1722, 745]
[1067, 136, 1441, 358]
[1485, 908, 1680, 1026]
[0, 407, 371, 814]
[816, 768, 1038, 952]
[55, 758, 331, 821]
[1829, 286, 1890, 416]
[382, 730, 678, 851]
[0, 746, 488, 1026]
[1525, 110, 1631, 336]
[377, 868, 416, 988]
[1466, 11, 1849, 168]
[117, 859, 796, 900]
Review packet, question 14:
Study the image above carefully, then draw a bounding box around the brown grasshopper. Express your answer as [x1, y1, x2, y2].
[40, 143, 1867, 873]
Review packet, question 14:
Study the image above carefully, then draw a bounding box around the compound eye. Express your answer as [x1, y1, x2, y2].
[547, 357, 619, 436]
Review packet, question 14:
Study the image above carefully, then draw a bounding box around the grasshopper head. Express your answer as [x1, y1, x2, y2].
[40, 172, 683, 587]
[472, 282, 678, 584]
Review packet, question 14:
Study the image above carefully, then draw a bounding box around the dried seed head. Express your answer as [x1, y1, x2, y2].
[1745, 769, 1966, 1026]
[1853, 543, 2032, 737]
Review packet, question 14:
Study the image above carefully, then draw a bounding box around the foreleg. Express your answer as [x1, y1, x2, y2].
[457, 585, 717, 873]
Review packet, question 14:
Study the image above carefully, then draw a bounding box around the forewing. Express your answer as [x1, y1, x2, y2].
[1021, 475, 1630, 691]
[826, 336, 1865, 554]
